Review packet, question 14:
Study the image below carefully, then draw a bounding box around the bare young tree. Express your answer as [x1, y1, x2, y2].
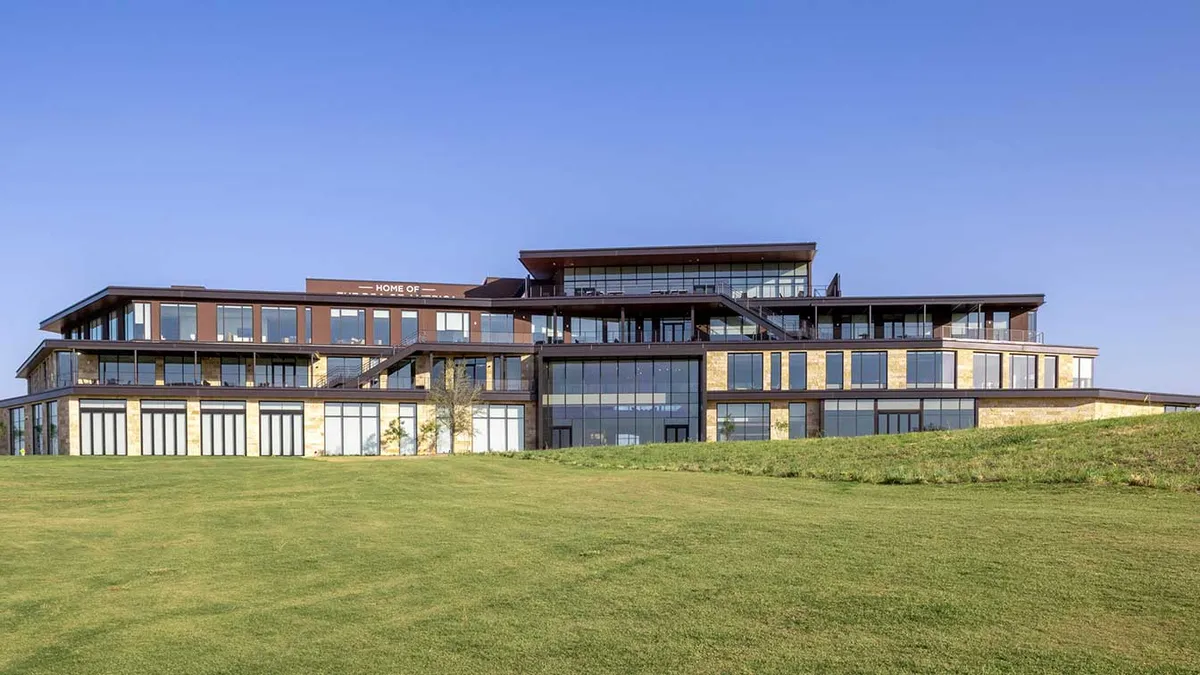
[427, 357, 485, 454]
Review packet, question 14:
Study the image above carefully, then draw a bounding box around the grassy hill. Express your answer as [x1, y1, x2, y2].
[512, 413, 1200, 490]
[2, 415, 1199, 673]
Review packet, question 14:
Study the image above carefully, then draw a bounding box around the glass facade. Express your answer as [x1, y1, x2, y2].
[562, 262, 808, 298]
[480, 313, 514, 343]
[824, 398, 976, 437]
[542, 359, 700, 447]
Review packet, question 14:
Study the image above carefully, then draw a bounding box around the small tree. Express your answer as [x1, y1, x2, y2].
[427, 357, 484, 454]
[773, 419, 789, 438]
[381, 418, 410, 454]
[718, 416, 736, 442]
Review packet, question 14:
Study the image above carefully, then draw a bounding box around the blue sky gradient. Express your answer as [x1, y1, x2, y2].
[2, 1, 1198, 396]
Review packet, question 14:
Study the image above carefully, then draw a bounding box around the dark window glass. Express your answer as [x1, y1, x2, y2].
[217, 305, 254, 342]
[823, 400, 874, 437]
[906, 351, 956, 389]
[262, 307, 298, 343]
[254, 357, 308, 388]
[325, 357, 361, 386]
[164, 357, 199, 385]
[55, 352, 78, 388]
[399, 311, 419, 343]
[161, 304, 197, 341]
[826, 352, 844, 390]
[727, 353, 763, 391]
[123, 302, 150, 340]
[463, 358, 487, 388]
[304, 307, 312, 344]
[387, 361, 414, 389]
[770, 352, 782, 391]
[716, 403, 770, 441]
[922, 399, 976, 431]
[481, 313, 514, 343]
[493, 356, 523, 391]
[136, 357, 156, 385]
[48, 401, 59, 454]
[221, 358, 247, 387]
[99, 355, 135, 385]
[373, 310, 391, 345]
[32, 404, 44, 454]
[9, 408, 26, 455]
[532, 315, 564, 344]
[788, 403, 807, 439]
[330, 309, 366, 344]
[788, 352, 807, 390]
[851, 352, 887, 389]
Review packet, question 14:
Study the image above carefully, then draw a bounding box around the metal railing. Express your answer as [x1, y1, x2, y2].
[932, 326, 1044, 344]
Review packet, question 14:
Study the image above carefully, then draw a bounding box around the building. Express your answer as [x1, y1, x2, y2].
[2, 242, 1197, 457]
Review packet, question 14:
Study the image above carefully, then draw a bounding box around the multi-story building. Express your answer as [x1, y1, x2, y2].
[2, 242, 1196, 456]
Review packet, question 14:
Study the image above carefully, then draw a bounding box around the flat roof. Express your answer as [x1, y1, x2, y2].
[518, 242, 818, 278]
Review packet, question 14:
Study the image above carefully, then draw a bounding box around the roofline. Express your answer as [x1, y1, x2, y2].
[517, 241, 817, 258]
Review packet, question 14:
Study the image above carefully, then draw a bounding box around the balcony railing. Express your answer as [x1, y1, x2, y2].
[527, 281, 811, 299]
[932, 327, 1044, 344]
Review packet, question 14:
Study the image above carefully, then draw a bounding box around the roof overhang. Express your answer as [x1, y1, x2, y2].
[518, 242, 818, 279]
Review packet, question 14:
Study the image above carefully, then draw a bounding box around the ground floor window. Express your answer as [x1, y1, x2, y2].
[824, 400, 875, 437]
[824, 398, 977, 437]
[716, 403, 770, 441]
[394, 404, 417, 455]
[923, 399, 976, 430]
[1165, 405, 1197, 413]
[48, 401, 59, 455]
[472, 405, 524, 452]
[32, 404, 44, 454]
[788, 403, 807, 439]
[201, 401, 246, 456]
[141, 400, 187, 456]
[324, 403, 379, 456]
[9, 407, 26, 455]
[80, 399, 127, 455]
[260, 402, 304, 456]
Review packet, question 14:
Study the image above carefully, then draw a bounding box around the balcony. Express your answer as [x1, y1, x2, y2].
[527, 280, 813, 299]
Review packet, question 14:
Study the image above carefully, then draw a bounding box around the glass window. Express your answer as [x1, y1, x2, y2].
[770, 352, 782, 391]
[140, 400, 187, 456]
[373, 310, 391, 345]
[79, 399, 127, 455]
[55, 351, 78, 388]
[826, 352, 844, 390]
[221, 357, 247, 387]
[493, 356, 523, 391]
[472, 404, 525, 452]
[254, 357, 309, 388]
[906, 351, 956, 389]
[973, 353, 1001, 389]
[1010, 354, 1037, 388]
[47, 401, 59, 455]
[164, 357, 199, 385]
[436, 312, 470, 343]
[99, 355, 135, 385]
[124, 302, 150, 340]
[261, 307, 298, 343]
[952, 312, 984, 339]
[325, 357, 361, 387]
[846, 314, 871, 340]
[32, 404, 44, 454]
[217, 305, 253, 342]
[851, 352, 887, 389]
[386, 361, 414, 389]
[259, 401, 304, 456]
[160, 304, 198, 341]
[330, 308, 366, 344]
[107, 311, 119, 340]
[481, 313, 514, 343]
[393, 404, 418, 455]
[1165, 405, 1197, 413]
[727, 353, 763, 391]
[788, 403, 807, 439]
[136, 356, 156, 385]
[462, 358, 488, 388]
[200, 401, 245, 456]
[9, 407, 26, 455]
[882, 313, 931, 339]
[823, 400, 875, 437]
[716, 403, 770, 441]
[922, 399, 976, 431]
[788, 352, 807, 390]
[992, 312, 1010, 341]
[1073, 357, 1094, 388]
[324, 403, 380, 456]
[1044, 356, 1058, 388]
[304, 307, 312, 344]
[710, 316, 758, 341]
[399, 311, 419, 343]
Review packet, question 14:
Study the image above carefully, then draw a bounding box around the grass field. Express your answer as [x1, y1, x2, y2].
[2, 416, 1199, 674]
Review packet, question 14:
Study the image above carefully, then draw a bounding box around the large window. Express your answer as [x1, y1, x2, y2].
[571, 317, 632, 344]
[386, 361, 414, 389]
[907, 351, 956, 389]
[493, 356, 523, 391]
[330, 308, 366, 344]
[261, 307, 298, 343]
[788, 352, 807, 390]
[993, 312, 1010, 341]
[480, 313, 514, 343]
[47, 401, 59, 455]
[253, 357, 308, 388]
[399, 310, 419, 342]
[543, 359, 699, 446]
[1073, 357, 1094, 388]
[200, 401, 245, 456]
[217, 305, 253, 342]
[260, 402, 304, 456]
[770, 352, 782, 391]
[1165, 405, 1197, 414]
[973, 353, 1001, 389]
[845, 315, 871, 340]
[951, 312, 984, 339]
[462, 358, 488, 388]
[851, 352, 887, 389]
[1010, 354, 1037, 388]
[55, 352, 77, 388]
[826, 352, 844, 390]
[140, 400, 187, 456]
[221, 357, 248, 387]
[373, 310, 391, 345]
[727, 353, 763, 391]
[532, 315, 564, 344]
[164, 357, 199, 386]
[788, 403, 807, 439]
[325, 357, 362, 386]
[393, 404, 418, 455]
[472, 405, 524, 452]
[124, 302, 150, 340]
[716, 403, 770, 441]
[710, 316, 758, 341]
[324, 403, 380, 456]
[563, 262, 808, 298]
[823, 400, 874, 437]
[80, 400, 127, 455]
[32, 404, 44, 454]
[436, 312, 470, 343]
[88, 316, 103, 340]
[137, 356, 156, 385]
[9, 407, 25, 455]
[160, 304, 197, 341]
[882, 314, 931, 339]
[923, 399, 976, 431]
[1044, 356, 1058, 388]
[99, 355, 136, 385]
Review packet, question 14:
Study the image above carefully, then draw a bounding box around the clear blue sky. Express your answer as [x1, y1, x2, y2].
[2, 1, 1198, 397]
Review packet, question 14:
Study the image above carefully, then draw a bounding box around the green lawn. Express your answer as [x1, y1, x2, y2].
[2, 419, 1199, 673]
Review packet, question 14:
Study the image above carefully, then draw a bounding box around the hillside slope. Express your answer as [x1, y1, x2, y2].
[509, 413, 1200, 490]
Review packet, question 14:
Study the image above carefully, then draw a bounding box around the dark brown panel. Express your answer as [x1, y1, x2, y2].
[311, 306, 331, 344]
